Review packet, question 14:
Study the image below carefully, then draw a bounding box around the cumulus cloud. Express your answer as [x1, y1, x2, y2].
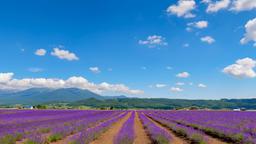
[240, 18, 256, 45]
[206, 0, 231, 13]
[198, 83, 207, 88]
[187, 20, 208, 29]
[167, 0, 196, 18]
[170, 87, 183, 92]
[223, 57, 256, 78]
[201, 0, 211, 4]
[89, 67, 101, 74]
[35, 49, 47, 56]
[0, 73, 144, 95]
[51, 48, 79, 61]
[99, 82, 144, 95]
[155, 84, 167, 88]
[139, 35, 167, 48]
[201, 36, 215, 44]
[0, 73, 14, 83]
[176, 72, 190, 78]
[231, 0, 256, 11]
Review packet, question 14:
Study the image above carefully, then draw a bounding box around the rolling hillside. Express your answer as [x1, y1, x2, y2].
[0, 88, 124, 105]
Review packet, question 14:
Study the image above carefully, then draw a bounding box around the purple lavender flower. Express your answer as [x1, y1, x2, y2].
[139, 112, 172, 144]
[114, 111, 135, 144]
[69, 112, 128, 144]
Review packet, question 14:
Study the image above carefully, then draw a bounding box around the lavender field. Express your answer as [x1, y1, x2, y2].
[1, 109, 256, 144]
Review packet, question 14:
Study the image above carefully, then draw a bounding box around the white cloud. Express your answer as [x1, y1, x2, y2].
[254, 43, 256, 47]
[231, 0, 256, 11]
[223, 57, 256, 78]
[201, 36, 215, 44]
[99, 82, 144, 95]
[201, 0, 211, 4]
[198, 83, 207, 88]
[206, 0, 231, 13]
[0, 73, 143, 95]
[170, 87, 183, 92]
[28, 68, 43, 73]
[176, 82, 185, 86]
[167, 0, 196, 18]
[188, 20, 208, 29]
[35, 49, 47, 56]
[155, 84, 167, 88]
[139, 35, 168, 48]
[176, 72, 190, 78]
[51, 48, 79, 61]
[89, 67, 101, 74]
[240, 18, 256, 45]
[0, 73, 14, 83]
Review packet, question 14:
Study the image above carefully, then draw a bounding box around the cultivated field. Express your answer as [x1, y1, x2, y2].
[0, 110, 256, 144]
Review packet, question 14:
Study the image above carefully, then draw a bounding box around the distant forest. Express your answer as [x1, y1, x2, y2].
[65, 98, 256, 110]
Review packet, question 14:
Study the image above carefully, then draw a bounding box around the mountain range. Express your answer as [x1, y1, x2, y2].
[1, 88, 256, 110]
[0, 88, 126, 105]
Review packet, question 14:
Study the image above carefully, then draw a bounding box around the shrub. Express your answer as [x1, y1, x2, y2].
[230, 133, 244, 143]
[191, 134, 207, 144]
[155, 135, 169, 144]
[48, 134, 63, 142]
[38, 128, 51, 134]
[0, 135, 16, 144]
[175, 128, 187, 138]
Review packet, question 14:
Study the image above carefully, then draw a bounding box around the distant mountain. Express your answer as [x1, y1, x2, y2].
[0, 88, 127, 105]
[3, 88, 256, 110]
[0, 89, 17, 95]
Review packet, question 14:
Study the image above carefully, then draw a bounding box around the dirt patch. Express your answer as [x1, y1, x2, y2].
[90, 112, 131, 144]
[204, 136, 227, 144]
[16, 139, 27, 144]
[134, 111, 151, 144]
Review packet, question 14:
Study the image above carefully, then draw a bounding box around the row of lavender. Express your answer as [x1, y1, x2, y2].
[2, 109, 256, 144]
[138, 112, 172, 144]
[144, 110, 256, 144]
[0, 109, 174, 144]
[68, 112, 128, 144]
[0, 109, 125, 144]
[113, 111, 173, 144]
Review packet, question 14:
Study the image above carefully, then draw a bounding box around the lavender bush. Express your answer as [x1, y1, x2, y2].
[114, 111, 135, 144]
[139, 112, 172, 144]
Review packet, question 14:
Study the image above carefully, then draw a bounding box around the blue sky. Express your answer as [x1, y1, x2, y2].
[0, 0, 256, 99]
